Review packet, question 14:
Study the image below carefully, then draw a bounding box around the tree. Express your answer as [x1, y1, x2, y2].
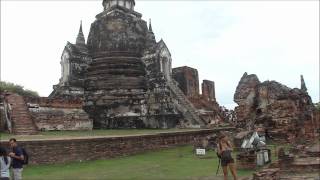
[0, 81, 39, 97]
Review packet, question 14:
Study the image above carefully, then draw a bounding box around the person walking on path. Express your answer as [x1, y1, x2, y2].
[8, 138, 24, 180]
[217, 133, 238, 180]
[0, 146, 11, 180]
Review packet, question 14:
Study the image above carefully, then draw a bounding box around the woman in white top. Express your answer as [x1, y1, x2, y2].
[0, 146, 11, 180]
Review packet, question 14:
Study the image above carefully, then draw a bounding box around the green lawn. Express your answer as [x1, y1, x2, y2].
[0, 129, 210, 141]
[22, 146, 253, 180]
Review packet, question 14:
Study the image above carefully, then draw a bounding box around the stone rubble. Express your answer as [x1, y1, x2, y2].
[252, 168, 280, 180]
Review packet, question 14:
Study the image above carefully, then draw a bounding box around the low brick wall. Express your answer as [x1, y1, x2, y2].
[0, 128, 234, 165]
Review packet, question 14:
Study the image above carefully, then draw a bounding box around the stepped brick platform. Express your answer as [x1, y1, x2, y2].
[278, 144, 320, 175]
[285, 157, 320, 172]
[5, 94, 38, 135]
[168, 81, 205, 127]
[25, 97, 92, 131]
[172, 66, 227, 126]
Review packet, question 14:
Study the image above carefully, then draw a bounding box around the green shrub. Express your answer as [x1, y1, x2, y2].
[0, 81, 39, 97]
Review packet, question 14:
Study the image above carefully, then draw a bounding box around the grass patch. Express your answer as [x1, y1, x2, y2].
[22, 146, 253, 180]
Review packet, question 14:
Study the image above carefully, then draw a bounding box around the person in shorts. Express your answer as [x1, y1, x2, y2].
[217, 134, 237, 180]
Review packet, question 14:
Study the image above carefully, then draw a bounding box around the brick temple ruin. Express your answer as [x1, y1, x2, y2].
[0, 0, 225, 134]
[233, 72, 319, 142]
[1, 1, 319, 178]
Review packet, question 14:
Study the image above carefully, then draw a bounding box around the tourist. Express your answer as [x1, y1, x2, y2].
[217, 133, 238, 180]
[8, 138, 24, 180]
[0, 146, 11, 180]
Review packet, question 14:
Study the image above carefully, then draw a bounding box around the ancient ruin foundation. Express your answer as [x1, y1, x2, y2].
[233, 72, 318, 141]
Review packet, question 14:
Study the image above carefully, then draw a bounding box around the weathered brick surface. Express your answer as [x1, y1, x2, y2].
[236, 151, 257, 169]
[1, 96, 92, 131]
[0, 128, 233, 165]
[233, 73, 317, 141]
[202, 80, 216, 101]
[28, 107, 92, 131]
[50, 22, 91, 99]
[253, 168, 280, 180]
[189, 97, 224, 124]
[172, 66, 200, 98]
[23, 97, 92, 131]
[172, 66, 228, 125]
[24, 97, 83, 109]
[5, 94, 38, 135]
[278, 145, 320, 173]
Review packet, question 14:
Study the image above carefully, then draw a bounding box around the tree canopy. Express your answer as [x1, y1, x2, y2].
[0, 81, 39, 97]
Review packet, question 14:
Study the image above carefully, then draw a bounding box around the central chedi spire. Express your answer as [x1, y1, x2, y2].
[84, 0, 150, 128]
[102, 0, 135, 11]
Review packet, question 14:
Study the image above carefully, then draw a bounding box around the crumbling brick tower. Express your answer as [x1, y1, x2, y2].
[234, 73, 317, 141]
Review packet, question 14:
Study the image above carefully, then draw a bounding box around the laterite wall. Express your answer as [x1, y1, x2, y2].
[0, 128, 233, 165]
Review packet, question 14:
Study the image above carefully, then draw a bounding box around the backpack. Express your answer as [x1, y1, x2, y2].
[21, 147, 29, 165]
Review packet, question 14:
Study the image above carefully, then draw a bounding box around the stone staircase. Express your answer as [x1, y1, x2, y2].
[167, 80, 206, 128]
[6, 94, 38, 135]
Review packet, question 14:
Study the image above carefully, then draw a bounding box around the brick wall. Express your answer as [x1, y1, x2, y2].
[172, 66, 224, 124]
[24, 97, 92, 131]
[0, 128, 234, 165]
[202, 80, 216, 101]
[28, 107, 92, 131]
[24, 97, 83, 109]
[172, 66, 199, 97]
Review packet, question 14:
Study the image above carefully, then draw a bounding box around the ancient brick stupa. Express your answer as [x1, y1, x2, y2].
[84, 0, 151, 128]
[50, 0, 221, 129]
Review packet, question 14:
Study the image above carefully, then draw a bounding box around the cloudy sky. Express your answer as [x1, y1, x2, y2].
[1, 0, 319, 109]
